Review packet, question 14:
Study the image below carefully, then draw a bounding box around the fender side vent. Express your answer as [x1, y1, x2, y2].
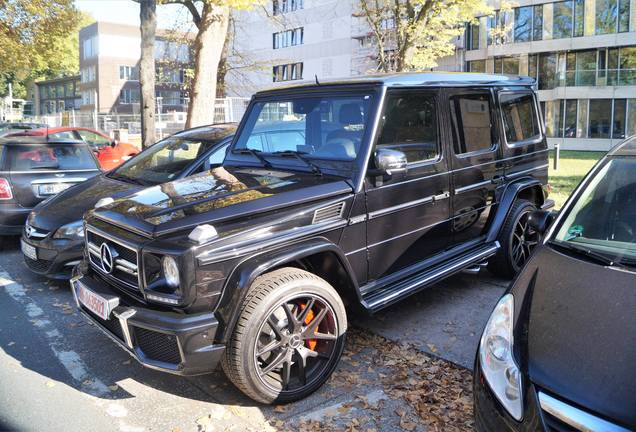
[312, 202, 345, 224]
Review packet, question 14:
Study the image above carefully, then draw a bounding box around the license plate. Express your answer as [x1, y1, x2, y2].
[38, 183, 72, 196]
[76, 282, 119, 321]
[21, 240, 37, 260]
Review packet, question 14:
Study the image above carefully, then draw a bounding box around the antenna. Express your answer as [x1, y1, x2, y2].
[315, 74, 320, 85]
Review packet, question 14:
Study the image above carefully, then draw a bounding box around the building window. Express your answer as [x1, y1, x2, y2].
[514, 6, 533, 42]
[273, 27, 304, 49]
[533, 5, 543, 41]
[538, 52, 558, 90]
[120, 65, 139, 81]
[81, 91, 95, 106]
[619, 0, 630, 32]
[574, 0, 585, 36]
[564, 99, 578, 137]
[466, 22, 480, 50]
[82, 36, 98, 59]
[488, 10, 513, 45]
[467, 60, 486, 73]
[613, 99, 627, 139]
[494, 56, 519, 75]
[553, 1, 574, 39]
[119, 88, 140, 104]
[596, 0, 618, 34]
[273, 0, 303, 15]
[528, 54, 539, 80]
[589, 99, 612, 138]
[273, 62, 303, 82]
[80, 65, 96, 83]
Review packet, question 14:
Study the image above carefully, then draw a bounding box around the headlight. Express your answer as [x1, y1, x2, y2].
[479, 294, 523, 420]
[162, 256, 180, 288]
[53, 221, 85, 240]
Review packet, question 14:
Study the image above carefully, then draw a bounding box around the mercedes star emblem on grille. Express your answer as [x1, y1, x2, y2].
[25, 225, 34, 239]
[100, 243, 116, 274]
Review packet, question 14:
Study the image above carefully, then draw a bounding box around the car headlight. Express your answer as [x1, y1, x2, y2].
[162, 256, 180, 288]
[479, 294, 523, 420]
[53, 221, 85, 240]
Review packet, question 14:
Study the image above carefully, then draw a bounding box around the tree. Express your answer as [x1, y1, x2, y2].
[357, 0, 492, 72]
[139, 0, 157, 148]
[159, 0, 260, 128]
[0, 0, 81, 98]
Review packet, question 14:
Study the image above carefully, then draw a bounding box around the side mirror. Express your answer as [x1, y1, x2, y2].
[110, 140, 118, 148]
[373, 148, 408, 176]
[528, 210, 557, 235]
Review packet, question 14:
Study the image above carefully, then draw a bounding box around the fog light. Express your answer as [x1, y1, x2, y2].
[162, 256, 179, 288]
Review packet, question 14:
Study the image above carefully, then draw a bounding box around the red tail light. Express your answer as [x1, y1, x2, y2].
[0, 178, 13, 200]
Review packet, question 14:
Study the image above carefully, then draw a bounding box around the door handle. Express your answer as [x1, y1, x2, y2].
[432, 191, 450, 202]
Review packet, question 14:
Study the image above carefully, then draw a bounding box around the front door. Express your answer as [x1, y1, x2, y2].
[446, 88, 503, 247]
[365, 89, 451, 281]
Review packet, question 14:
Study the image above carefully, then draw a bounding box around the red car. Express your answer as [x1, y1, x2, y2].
[6, 127, 140, 171]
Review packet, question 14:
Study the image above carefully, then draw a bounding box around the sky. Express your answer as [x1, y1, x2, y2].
[74, 0, 194, 30]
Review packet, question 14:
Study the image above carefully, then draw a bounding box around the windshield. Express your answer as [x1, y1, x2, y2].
[553, 158, 636, 264]
[231, 93, 374, 163]
[5, 144, 98, 171]
[110, 135, 225, 185]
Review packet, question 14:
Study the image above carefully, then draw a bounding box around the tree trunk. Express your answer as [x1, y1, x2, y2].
[186, 2, 230, 129]
[139, 0, 156, 149]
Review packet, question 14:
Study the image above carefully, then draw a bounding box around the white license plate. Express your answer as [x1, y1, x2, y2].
[76, 283, 118, 321]
[21, 240, 37, 260]
[38, 183, 72, 196]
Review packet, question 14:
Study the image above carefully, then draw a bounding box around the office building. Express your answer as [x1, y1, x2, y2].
[31, 75, 81, 115]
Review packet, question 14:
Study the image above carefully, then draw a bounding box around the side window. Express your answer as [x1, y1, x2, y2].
[245, 134, 265, 151]
[50, 131, 76, 140]
[377, 92, 438, 164]
[450, 92, 495, 155]
[208, 142, 229, 166]
[500, 92, 541, 145]
[78, 130, 111, 147]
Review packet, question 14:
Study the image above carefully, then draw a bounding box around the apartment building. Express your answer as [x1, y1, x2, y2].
[462, 0, 636, 151]
[79, 21, 192, 114]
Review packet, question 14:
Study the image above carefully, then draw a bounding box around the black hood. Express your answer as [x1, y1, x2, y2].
[32, 175, 142, 232]
[92, 166, 353, 237]
[521, 246, 636, 428]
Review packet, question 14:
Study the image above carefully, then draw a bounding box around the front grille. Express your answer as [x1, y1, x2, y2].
[25, 223, 50, 240]
[134, 327, 181, 364]
[86, 228, 140, 290]
[24, 256, 52, 272]
[84, 308, 125, 341]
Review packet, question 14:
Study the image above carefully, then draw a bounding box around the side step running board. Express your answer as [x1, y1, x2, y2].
[361, 242, 499, 313]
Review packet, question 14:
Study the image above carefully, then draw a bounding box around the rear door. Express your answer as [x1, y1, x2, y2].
[6, 143, 101, 208]
[497, 90, 548, 182]
[446, 88, 503, 246]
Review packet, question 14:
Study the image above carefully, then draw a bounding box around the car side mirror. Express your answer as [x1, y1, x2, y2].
[528, 210, 557, 235]
[110, 140, 118, 148]
[373, 148, 408, 176]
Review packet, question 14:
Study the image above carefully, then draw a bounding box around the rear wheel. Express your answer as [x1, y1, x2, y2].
[488, 200, 538, 278]
[222, 268, 347, 404]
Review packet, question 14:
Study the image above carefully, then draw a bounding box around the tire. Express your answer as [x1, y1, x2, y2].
[488, 199, 538, 279]
[221, 267, 347, 404]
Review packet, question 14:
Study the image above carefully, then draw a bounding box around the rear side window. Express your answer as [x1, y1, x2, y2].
[377, 91, 438, 163]
[500, 92, 541, 144]
[450, 93, 494, 155]
[5, 144, 98, 171]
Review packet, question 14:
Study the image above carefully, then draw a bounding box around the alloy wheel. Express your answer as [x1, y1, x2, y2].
[253, 294, 339, 394]
[510, 209, 539, 270]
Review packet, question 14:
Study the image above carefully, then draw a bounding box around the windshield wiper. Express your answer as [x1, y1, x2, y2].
[548, 239, 626, 268]
[272, 150, 322, 176]
[234, 148, 273, 168]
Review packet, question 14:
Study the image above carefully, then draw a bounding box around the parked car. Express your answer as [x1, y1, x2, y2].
[0, 136, 101, 236]
[70, 72, 551, 404]
[6, 126, 140, 170]
[21, 123, 236, 279]
[0, 122, 49, 137]
[473, 137, 636, 431]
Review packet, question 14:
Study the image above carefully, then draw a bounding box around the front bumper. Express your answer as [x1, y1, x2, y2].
[473, 357, 545, 431]
[0, 203, 31, 235]
[21, 233, 83, 279]
[70, 270, 224, 376]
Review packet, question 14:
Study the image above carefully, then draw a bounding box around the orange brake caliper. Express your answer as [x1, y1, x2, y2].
[299, 303, 317, 351]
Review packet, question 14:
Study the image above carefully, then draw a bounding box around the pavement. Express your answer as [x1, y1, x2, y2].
[0, 235, 509, 431]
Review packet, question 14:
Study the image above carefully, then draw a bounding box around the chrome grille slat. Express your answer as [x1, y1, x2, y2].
[85, 227, 141, 290]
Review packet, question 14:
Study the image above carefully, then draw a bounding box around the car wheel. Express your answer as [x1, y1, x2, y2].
[488, 200, 538, 279]
[222, 267, 347, 404]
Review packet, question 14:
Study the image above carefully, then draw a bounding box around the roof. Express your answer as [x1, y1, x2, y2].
[608, 135, 636, 156]
[0, 136, 88, 146]
[256, 72, 535, 95]
[35, 75, 80, 86]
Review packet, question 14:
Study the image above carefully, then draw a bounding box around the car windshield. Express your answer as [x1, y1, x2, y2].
[231, 93, 374, 163]
[5, 144, 98, 171]
[109, 135, 224, 185]
[553, 158, 636, 265]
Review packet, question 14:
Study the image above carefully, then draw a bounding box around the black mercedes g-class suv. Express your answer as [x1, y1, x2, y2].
[70, 72, 551, 404]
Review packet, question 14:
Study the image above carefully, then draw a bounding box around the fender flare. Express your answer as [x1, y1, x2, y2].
[486, 178, 545, 243]
[213, 237, 359, 343]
